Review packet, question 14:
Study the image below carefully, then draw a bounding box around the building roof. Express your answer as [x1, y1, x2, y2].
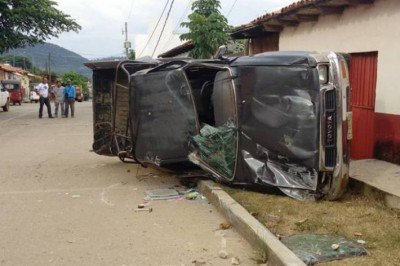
[0, 64, 29, 75]
[158, 41, 195, 58]
[231, 0, 375, 39]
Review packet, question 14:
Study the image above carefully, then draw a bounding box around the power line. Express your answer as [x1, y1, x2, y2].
[171, 0, 193, 34]
[226, 0, 238, 18]
[160, 0, 194, 52]
[152, 0, 175, 58]
[138, 0, 170, 57]
[126, 0, 134, 20]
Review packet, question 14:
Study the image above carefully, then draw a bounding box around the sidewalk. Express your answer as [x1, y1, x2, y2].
[350, 159, 400, 210]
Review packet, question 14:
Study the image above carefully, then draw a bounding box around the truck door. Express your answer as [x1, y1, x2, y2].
[131, 68, 199, 166]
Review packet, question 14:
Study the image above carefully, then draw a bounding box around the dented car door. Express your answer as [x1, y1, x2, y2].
[130, 65, 200, 166]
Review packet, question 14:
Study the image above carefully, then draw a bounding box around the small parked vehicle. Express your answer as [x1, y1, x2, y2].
[29, 83, 40, 103]
[0, 83, 10, 112]
[1, 79, 22, 105]
[75, 86, 83, 102]
[86, 51, 352, 201]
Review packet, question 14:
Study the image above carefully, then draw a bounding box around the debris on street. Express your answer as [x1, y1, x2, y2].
[145, 186, 206, 203]
[231, 256, 240, 265]
[134, 207, 153, 213]
[192, 259, 206, 265]
[137, 173, 160, 182]
[185, 191, 199, 200]
[331, 243, 340, 250]
[219, 222, 231, 230]
[145, 188, 180, 200]
[295, 218, 308, 226]
[218, 250, 228, 259]
[357, 239, 366, 245]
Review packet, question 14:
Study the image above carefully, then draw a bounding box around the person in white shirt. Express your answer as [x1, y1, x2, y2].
[52, 80, 65, 117]
[35, 77, 53, 119]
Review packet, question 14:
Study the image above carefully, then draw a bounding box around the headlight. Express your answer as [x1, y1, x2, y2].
[317, 65, 329, 85]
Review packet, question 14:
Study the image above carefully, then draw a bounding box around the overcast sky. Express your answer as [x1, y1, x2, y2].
[50, 0, 297, 59]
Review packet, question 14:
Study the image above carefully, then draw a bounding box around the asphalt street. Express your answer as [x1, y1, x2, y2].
[0, 102, 255, 265]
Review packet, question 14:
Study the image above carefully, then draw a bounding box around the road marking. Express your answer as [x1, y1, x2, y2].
[100, 183, 120, 206]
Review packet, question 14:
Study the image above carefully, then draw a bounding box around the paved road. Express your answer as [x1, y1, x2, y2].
[0, 103, 255, 265]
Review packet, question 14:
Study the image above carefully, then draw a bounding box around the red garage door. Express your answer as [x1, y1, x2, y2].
[349, 52, 378, 159]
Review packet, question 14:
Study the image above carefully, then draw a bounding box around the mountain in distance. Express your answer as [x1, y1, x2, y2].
[3, 43, 91, 77]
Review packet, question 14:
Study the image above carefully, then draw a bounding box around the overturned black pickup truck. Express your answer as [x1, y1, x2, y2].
[85, 51, 352, 200]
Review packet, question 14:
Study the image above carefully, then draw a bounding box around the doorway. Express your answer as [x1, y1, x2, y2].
[349, 52, 378, 159]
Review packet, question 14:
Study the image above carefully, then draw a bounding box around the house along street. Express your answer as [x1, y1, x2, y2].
[0, 102, 255, 265]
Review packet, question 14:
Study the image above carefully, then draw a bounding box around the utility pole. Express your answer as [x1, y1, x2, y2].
[122, 22, 131, 59]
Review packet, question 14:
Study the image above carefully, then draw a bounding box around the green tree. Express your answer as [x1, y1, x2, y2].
[128, 49, 136, 60]
[0, 55, 32, 69]
[180, 0, 229, 59]
[60, 71, 89, 100]
[0, 0, 81, 53]
[0, 54, 43, 74]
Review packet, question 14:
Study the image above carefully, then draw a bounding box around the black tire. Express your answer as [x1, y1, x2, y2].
[18, 101, 21, 106]
[3, 99, 9, 112]
[12, 101, 15, 106]
[35, 100, 38, 103]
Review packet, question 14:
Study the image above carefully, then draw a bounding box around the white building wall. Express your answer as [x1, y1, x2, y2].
[279, 0, 400, 115]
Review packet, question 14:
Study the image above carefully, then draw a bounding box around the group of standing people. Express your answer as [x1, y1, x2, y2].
[35, 77, 76, 119]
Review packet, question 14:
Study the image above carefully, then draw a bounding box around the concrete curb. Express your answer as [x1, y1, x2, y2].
[198, 180, 306, 266]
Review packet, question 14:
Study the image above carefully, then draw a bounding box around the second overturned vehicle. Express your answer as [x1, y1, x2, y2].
[85, 51, 352, 200]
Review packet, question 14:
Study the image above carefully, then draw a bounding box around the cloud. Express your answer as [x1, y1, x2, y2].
[50, 0, 297, 59]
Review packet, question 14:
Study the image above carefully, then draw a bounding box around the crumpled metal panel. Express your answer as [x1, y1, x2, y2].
[232, 64, 321, 199]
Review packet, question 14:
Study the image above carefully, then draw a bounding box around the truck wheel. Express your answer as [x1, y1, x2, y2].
[3, 99, 10, 112]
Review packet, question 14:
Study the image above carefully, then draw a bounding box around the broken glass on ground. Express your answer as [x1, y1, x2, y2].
[281, 234, 367, 265]
[145, 187, 206, 201]
[145, 188, 181, 200]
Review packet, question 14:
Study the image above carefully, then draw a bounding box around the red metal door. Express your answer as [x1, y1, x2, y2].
[349, 52, 378, 159]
